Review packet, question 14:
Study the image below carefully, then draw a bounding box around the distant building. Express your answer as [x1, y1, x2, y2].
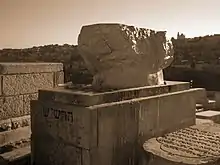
[177, 32, 186, 40]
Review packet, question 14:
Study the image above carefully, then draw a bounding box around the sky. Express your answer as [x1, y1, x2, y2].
[0, 0, 220, 49]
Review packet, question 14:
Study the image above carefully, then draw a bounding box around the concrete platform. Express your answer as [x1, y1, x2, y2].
[196, 110, 220, 123]
[143, 123, 220, 165]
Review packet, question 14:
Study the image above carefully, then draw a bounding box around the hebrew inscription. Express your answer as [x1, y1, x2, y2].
[43, 106, 73, 123]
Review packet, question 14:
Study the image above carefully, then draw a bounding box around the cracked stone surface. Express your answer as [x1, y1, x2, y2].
[77, 23, 174, 91]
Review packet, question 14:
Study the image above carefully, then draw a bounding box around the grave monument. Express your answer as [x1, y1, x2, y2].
[31, 23, 204, 165]
[77, 24, 174, 90]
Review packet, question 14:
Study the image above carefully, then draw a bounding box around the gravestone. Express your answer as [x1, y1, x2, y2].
[31, 24, 200, 165]
[31, 81, 201, 165]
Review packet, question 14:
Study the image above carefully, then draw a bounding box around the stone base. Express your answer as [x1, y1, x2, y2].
[143, 123, 220, 165]
[196, 110, 220, 123]
[31, 81, 200, 165]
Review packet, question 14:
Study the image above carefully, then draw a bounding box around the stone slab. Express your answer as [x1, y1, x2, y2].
[39, 81, 190, 106]
[196, 110, 220, 123]
[196, 118, 214, 125]
[0, 62, 63, 74]
[137, 88, 196, 143]
[0, 126, 31, 147]
[2, 73, 54, 96]
[0, 146, 30, 165]
[31, 100, 137, 165]
[31, 87, 198, 165]
[143, 123, 220, 165]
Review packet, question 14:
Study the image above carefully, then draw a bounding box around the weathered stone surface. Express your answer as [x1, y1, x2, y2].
[0, 96, 23, 120]
[23, 94, 38, 115]
[0, 145, 31, 165]
[2, 73, 54, 96]
[11, 115, 31, 130]
[0, 115, 30, 132]
[143, 123, 220, 165]
[78, 23, 174, 90]
[0, 126, 31, 147]
[196, 110, 220, 123]
[38, 81, 190, 106]
[0, 119, 11, 132]
[0, 63, 63, 74]
[31, 85, 198, 165]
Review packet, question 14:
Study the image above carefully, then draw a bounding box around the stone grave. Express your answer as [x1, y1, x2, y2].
[30, 24, 203, 165]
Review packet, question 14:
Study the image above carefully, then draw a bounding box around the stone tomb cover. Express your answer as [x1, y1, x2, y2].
[144, 123, 220, 165]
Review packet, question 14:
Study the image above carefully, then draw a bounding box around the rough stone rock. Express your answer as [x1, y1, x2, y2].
[78, 23, 174, 90]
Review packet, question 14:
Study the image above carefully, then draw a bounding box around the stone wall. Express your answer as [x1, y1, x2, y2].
[0, 62, 63, 148]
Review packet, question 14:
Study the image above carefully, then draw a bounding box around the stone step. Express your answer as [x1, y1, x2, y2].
[0, 126, 31, 147]
[196, 110, 220, 123]
[143, 123, 220, 165]
[0, 145, 30, 165]
[196, 118, 214, 125]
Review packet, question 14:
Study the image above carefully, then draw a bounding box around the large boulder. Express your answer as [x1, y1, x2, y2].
[77, 23, 174, 91]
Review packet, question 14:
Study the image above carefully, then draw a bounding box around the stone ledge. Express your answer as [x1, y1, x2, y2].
[39, 81, 190, 106]
[196, 110, 220, 123]
[0, 115, 30, 132]
[0, 126, 31, 147]
[0, 62, 63, 75]
[0, 145, 30, 165]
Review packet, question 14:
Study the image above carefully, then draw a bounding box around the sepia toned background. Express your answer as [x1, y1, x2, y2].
[1, 0, 220, 48]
